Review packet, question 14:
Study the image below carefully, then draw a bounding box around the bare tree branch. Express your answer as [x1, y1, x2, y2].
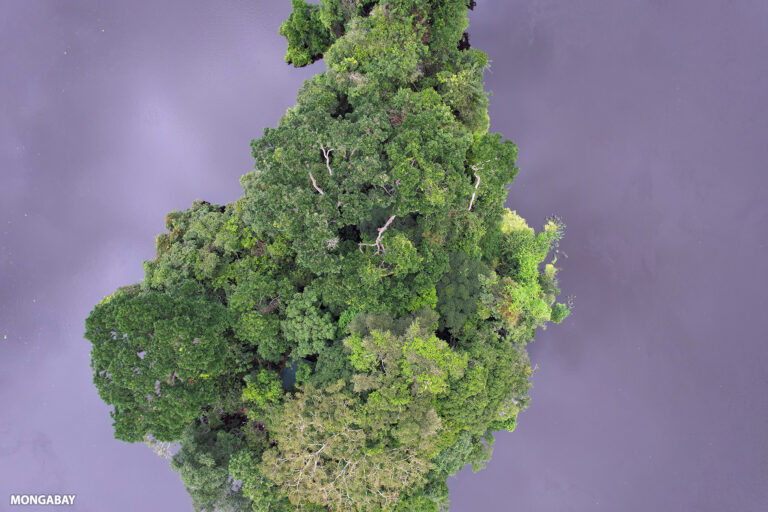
[467, 159, 494, 211]
[470, 159, 492, 172]
[359, 215, 396, 254]
[468, 173, 481, 211]
[320, 144, 334, 176]
[309, 171, 325, 195]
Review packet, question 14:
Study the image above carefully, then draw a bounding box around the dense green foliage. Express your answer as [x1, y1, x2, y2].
[85, 1, 570, 510]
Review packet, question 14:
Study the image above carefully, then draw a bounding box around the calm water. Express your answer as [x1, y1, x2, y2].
[1, 1, 767, 510]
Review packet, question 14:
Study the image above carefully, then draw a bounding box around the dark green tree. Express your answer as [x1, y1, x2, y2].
[86, 281, 235, 442]
[85, 1, 571, 510]
[170, 422, 252, 512]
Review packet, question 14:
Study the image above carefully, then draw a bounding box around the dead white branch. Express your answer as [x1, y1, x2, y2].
[320, 144, 334, 175]
[309, 171, 325, 195]
[468, 173, 481, 211]
[467, 159, 495, 211]
[470, 159, 492, 172]
[358, 215, 396, 255]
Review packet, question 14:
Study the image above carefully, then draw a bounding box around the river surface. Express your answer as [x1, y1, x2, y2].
[1, 1, 767, 510]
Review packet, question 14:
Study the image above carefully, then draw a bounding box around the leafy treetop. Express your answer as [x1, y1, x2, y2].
[85, 1, 570, 510]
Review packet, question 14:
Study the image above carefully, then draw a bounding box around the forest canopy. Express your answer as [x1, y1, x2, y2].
[85, 1, 570, 510]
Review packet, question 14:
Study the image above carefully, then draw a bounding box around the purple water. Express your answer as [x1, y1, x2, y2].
[1, 1, 766, 510]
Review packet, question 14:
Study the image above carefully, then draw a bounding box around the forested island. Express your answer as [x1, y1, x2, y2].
[85, 1, 570, 510]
